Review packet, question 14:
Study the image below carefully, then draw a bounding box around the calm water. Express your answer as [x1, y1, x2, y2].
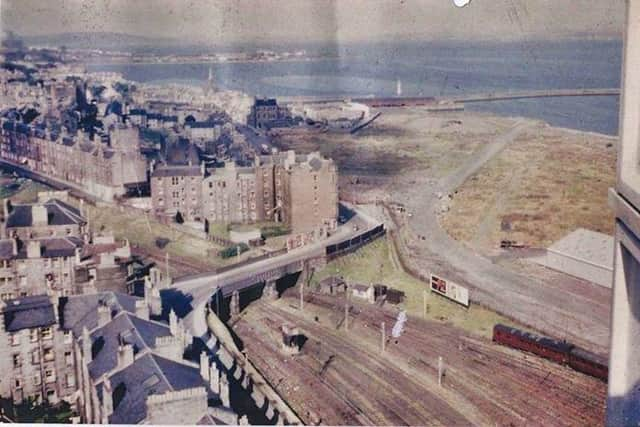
[89, 40, 622, 135]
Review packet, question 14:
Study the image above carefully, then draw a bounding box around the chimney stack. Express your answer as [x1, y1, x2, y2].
[82, 327, 92, 362]
[32, 204, 48, 226]
[3, 199, 12, 219]
[134, 299, 149, 320]
[116, 342, 134, 370]
[102, 376, 114, 421]
[26, 240, 41, 259]
[199, 351, 209, 381]
[97, 302, 111, 328]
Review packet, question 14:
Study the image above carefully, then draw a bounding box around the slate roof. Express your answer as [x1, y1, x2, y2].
[5, 199, 85, 228]
[108, 353, 207, 424]
[60, 291, 139, 337]
[0, 239, 15, 260]
[152, 165, 202, 178]
[189, 121, 222, 129]
[87, 312, 173, 379]
[15, 236, 83, 259]
[2, 295, 57, 332]
[255, 98, 277, 107]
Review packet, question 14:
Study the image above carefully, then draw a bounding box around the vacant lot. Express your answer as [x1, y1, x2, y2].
[440, 125, 617, 252]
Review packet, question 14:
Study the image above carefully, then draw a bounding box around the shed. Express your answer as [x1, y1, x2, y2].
[533, 228, 613, 288]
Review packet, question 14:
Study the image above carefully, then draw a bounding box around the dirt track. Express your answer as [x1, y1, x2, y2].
[233, 291, 606, 426]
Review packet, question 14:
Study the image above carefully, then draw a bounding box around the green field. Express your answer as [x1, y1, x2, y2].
[310, 237, 518, 338]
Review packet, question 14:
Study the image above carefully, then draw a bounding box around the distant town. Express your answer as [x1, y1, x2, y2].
[0, 14, 631, 426]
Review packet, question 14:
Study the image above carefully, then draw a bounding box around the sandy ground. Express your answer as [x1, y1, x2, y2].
[233, 291, 606, 426]
[273, 109, 614, 353]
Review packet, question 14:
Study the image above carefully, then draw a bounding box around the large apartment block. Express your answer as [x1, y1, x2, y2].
[0, 121, 148, 202]
[151, 150, 338, 233]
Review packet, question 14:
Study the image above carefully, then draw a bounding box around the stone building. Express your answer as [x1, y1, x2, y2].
[151, 150, 338, 233]
[151, 164, 204, 222]
[3, 197, 87, 240]
[202, 162, 261, 224]
[0, 237, 83, 301]
[0, 295, 76, 405]
[60, 290, 236, 424]
[246, 98, 290, 129]
[0, 121, 148, 202]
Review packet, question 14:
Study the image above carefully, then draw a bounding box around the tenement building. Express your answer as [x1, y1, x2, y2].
[0, 120, 148, 202]
[0, 295, 76, 405]
[151, 150, 338, 233]
[0, 288, 237, 424]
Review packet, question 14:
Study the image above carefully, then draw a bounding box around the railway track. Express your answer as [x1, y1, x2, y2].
[236, 291, 605, 425]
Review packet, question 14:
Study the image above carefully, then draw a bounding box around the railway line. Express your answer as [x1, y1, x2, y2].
[233, 291, 606, 426]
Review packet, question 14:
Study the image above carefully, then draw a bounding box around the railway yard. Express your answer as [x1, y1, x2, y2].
[232, 290, 606, 426]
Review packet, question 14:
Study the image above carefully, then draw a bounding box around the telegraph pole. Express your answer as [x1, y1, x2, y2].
[381, 322, 386, 353]
[423, 289, 428, 318]
[438, 356, 444, 387]
[344, 286, 349, 331]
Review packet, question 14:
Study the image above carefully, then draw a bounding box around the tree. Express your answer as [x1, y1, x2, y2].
[175, 211, 184, 224]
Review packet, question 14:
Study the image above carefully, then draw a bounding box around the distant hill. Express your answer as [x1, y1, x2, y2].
[21, 32, 182, 51]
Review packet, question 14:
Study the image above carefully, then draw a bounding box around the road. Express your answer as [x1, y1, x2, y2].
[395, 120, 611, 354]
[168, 204, 380, 338]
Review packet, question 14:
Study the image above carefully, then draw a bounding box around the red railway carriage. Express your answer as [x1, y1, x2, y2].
[493, 324, 608, 382]
[493, 324, 573, 365]
[568, 347, 609, 382]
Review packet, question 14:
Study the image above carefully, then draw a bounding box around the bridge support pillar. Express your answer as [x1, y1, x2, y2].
[230, 290, 240, 317]
[264, 280, 278, 300]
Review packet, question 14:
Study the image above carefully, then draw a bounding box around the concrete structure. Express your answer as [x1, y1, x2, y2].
[608, 2, 640, 424]
[229, 228, 261, 245]
[533, 228, 614, 288]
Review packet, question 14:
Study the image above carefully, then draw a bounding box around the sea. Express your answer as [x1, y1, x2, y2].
[87, 39, 622, 136]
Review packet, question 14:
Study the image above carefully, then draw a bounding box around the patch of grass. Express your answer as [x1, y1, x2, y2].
[310, 237, 517, 338]
[82, 202, 222, 268]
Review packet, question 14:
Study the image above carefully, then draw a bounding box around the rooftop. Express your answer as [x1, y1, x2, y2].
[5, 198, 85, 228]
[2, 295, 57, 332]
[547, 228, 614, 270]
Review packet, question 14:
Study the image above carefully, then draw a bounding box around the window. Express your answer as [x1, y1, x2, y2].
[10, 333, 20, 346]
[12, 354, 21, 368]
[30, 329, 38, 342]
[33, 374, 41, 386]
[14, 379, 22, 389]
[65, 351, 73, 366]
[63, 331, 72, 344]
[66, 373, 75, 388]
[41, 327, 53, 340]
[32, 350, 40, 364]
[44, 369, 55, 383]
[43, 348, 54, 362]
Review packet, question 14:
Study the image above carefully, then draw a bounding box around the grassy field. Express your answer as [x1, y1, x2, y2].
[83, 202, 222, 268]
[309, 236, 518, 338]
[441, 124, 617, 251]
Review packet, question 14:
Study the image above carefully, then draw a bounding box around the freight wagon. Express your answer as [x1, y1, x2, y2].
[492, 324, 608, 382]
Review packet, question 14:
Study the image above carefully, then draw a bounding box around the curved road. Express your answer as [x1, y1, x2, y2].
[396, 121, 610, 353]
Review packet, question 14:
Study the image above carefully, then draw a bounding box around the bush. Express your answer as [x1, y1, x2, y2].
[261, 225, 290, 239]
[219, 243, 249, 259]
[175, 211, 184, 224]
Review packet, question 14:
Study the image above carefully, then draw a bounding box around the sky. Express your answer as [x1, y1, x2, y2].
[0, 0, 625, 45]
